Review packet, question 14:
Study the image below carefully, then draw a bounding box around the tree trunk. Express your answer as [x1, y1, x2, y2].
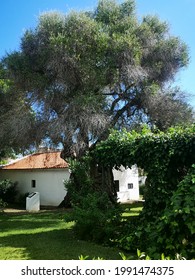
[59, 139, 118, 207]
[59, 158, 117, 207]
[58, 169, 84, 208]
[58, 190, 71, 208]
[89, 160, 117, 203]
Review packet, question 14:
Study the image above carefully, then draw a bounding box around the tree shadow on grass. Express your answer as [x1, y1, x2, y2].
[0, 228, 122, 260]
[0, 212, 122, 260]
[0, 211, 66, 233]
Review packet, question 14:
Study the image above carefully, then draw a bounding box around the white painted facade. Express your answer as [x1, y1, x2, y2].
[0, 164, 139, 206]
[0, 169, 69, 206]
[113, 165, 139, 202]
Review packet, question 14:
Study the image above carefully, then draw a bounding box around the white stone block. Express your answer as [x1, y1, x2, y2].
[26, 192, 40, 211]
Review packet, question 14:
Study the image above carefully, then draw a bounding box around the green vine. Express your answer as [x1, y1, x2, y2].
[93, 125, 195, 258]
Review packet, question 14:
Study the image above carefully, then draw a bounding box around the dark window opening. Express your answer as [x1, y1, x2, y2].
[31, 180, 36, 188]
[128, 183, 133, 189]
[114, 180, 120, 192]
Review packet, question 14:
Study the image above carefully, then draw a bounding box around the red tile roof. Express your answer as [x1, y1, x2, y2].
[1, 152, 68, 170]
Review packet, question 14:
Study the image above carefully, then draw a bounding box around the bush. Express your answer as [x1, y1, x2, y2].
[16, 192, 30, 206]
[94, 126, 195, 258]
[0, 198, 7, 211]
[94, 125, 195, 220]
[64, 156, 122, 243]
[66, 190, 122, 243]
[151, 164, 195, 259]
[117, 165, 195, 259]
[0, 179, 18, 203]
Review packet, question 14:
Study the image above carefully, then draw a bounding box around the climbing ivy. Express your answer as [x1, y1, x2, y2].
[93, 125, 195, 258]
[153, 165, 195, 258]
[94, 125, 195, 217]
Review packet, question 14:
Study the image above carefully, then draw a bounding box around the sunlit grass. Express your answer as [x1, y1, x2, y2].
[121, 202, 143, 218]
[0, 210, 122, 260]
[0, 202, 143, 260]
[122, 207, 142, 217]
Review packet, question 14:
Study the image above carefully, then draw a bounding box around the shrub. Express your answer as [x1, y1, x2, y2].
[0, 179, 18, 203]
[0, 198, 7, 211]
[117, 165, 195, 259]
[16, 192, 30, 206]
[94, 125, 195, 221]
[94, 126, 195, 258]
[64, 157, 122, 243]
[66, 190, 122, 243]
[151, 164, 195, 259]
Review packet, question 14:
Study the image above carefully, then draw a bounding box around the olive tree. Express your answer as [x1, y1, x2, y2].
[0, 63, 37, 158]
[2, 0, 193, 202]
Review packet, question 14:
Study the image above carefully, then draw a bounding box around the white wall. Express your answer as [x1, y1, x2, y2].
[0, 166, 139, 205]
[0, 169, 70, 206]
[113, 165, 139, 202]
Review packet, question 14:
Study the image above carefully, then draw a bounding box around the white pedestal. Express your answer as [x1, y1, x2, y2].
[26, 192, 40, 211]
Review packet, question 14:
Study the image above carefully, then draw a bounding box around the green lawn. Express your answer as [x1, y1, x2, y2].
[0, 203, 143, 260]
[121, 201, 143, 218]
[0, 209, 122, 260]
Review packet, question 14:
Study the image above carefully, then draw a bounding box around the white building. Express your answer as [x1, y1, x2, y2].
[113, 165, 139, 202]
[0, 152, 69, 206]
[0, 152, 139, 206]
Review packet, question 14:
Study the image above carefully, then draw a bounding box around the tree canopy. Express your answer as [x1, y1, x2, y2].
[0, 63, 36, 159]
[1, 0, 194, 157]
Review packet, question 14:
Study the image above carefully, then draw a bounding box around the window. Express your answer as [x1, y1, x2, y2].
[114, 180, 120, 192]
[128, 183, 133, 189]
[31, 180, 36, 188]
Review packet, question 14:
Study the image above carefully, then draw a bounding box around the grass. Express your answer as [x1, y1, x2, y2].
[121, 201, 143, 218]
[0, 203, 143, 260]
[0, 209, 120, 260]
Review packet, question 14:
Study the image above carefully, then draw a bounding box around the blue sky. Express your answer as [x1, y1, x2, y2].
[0, 0, 195, 107]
